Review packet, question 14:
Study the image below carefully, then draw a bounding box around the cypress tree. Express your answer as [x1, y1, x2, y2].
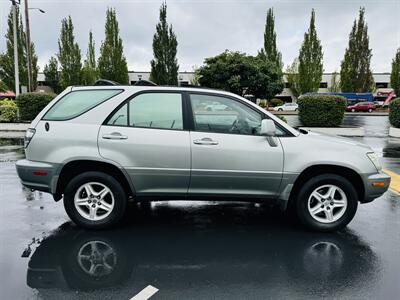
[98, 8, 129, 84]
[298, 9, 323, 94]
[150, 2, 179, 85]
[82, 31, 99, 85]
[259, 8, 282, 70]
[340, 8, 374, 92]
[390, 48, 400, 97]
[0, 5, 38, 92]
[58, 16, 82, 89]
[44, 56, 60, 93]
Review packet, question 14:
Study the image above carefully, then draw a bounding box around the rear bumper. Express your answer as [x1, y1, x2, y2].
[16, 159, 60, 194]
[361, 172, 391, 203]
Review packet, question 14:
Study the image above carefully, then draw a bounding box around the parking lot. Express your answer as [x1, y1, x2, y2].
[1, 115, 399, 300]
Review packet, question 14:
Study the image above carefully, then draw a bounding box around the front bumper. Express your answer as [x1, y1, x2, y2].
[16, 159, 60, 194]
[361, 172, 391, 203]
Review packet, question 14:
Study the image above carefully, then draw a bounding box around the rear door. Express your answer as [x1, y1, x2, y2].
[98, 92, 191, 196]
[188, 93, 284, 198]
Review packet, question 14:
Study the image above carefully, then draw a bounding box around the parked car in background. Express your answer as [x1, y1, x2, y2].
[273, 103, 298, 111]
[16, 86, 390, 232]
[346, 102, 376, 112]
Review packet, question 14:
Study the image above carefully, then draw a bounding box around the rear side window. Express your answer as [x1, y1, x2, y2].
[43, 89, 122, 121]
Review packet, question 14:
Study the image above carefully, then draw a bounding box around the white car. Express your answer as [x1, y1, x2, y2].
[274, 103, 298, 111]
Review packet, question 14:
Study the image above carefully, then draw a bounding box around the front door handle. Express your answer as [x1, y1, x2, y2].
[193, 137, 219, 145]
[102, 132, 128, 140]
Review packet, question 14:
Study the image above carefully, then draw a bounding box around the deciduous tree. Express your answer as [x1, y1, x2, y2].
[198, 51, 283, 100]
[44, 56, 61, 93]
[82, 31, 99, 85]
[58, 16, 82, 89]
[298, 9, 323, 94]
[0, 5, 38, 92]
[259, 8, 282, 71]
[98, 8, 129, 84]
[150, 2, 179, 85]
[340, 8, 374, 92]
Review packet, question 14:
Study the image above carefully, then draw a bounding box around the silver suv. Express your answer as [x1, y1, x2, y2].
[16, 86, 390, 231]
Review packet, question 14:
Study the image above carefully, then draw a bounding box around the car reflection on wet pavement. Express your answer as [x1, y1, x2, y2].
[1, 115, 400, 299]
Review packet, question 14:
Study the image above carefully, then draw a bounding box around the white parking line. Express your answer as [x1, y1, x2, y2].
[130, 285, 159, 300]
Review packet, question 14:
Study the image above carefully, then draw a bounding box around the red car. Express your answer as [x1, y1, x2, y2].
[346, 102, 376, 112]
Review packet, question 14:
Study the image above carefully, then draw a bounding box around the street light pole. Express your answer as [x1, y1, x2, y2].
[24, 0, 33, 92]
[11, 0, 20, 96]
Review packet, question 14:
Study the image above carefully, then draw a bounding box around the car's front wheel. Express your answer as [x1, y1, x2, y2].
[64, 171, 127, 229]
[295, 174, 358, 232]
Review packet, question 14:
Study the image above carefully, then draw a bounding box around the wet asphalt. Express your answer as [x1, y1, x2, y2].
[0, 115, 399, 300]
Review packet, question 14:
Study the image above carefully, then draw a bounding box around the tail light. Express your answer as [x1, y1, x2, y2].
[24, 128, 36, 148]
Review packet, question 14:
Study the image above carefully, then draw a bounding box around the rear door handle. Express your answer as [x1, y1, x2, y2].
[193, 137, 219, 145]
[102, 132, 128, 140]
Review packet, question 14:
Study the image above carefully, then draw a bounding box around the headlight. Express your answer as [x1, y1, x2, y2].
[367, 152, 381, 171]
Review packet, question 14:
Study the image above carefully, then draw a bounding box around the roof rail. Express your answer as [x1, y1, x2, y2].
[134, 80, 157, 86]
[94, 79, 120, 86]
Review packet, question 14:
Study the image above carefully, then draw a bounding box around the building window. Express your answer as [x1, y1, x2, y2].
[130, 81, 137, 85]
[319, 82, 328, 88]
[284, 82, 291, 88]
[376, 82, 388, 88]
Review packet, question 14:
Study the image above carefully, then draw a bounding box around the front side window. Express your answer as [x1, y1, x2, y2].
[43, 89, 122, 121]
[190, 94, 262, 135]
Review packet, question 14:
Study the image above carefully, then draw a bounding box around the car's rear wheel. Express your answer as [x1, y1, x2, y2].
[351, 108, 356, 112]
[64, 171, 127, 229]
[278, 108, 283, 111]
[295, 174, 358, 232]
[368, 108, 373, 112]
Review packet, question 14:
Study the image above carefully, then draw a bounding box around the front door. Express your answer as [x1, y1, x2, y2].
[98, 92, 190, 195]
[188, 93, 284, 198]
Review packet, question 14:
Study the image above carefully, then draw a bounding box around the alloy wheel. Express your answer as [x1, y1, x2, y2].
[307, 184, 348, 223]
[74, 182, 115, 221]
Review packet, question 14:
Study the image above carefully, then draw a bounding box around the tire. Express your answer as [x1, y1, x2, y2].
[351, 109, 356, 112]
[278, 108, 283, 111]
[294, 174, 358, 232]
[368, 108, 372, 113]
[295, 108, 298, 111]
[64, 171, 127, 229]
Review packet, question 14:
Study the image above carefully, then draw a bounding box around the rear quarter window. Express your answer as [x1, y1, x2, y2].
[43, 89, 123, 121]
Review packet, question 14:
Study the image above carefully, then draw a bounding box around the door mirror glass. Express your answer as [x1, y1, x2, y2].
[260, 119, 276, 136]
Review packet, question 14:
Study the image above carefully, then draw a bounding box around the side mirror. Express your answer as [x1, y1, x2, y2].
[260, 119, 276, 136]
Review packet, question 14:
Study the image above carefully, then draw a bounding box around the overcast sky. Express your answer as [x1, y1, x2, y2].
[0, 0, 399, 73]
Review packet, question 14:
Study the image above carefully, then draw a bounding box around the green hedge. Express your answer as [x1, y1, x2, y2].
[298, 94, 347, 127]
[0, 99, 18, 122]
[389, 98, 400, 128]
[16, 92, 56, 121]
[269, 98, 284, 107]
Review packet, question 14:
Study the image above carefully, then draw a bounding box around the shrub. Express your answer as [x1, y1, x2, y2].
[16, 92, 56, 121]
[389, 98, 400, 128]
[0, 99, 18, 122]
[297, 94, 346, 127]
[269, 98, 284, 107]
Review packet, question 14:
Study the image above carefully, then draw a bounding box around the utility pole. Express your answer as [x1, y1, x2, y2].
[24, 0, 33, 92]
[11, 0, 20, 96]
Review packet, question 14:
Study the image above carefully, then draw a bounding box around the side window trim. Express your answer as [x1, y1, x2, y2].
[103, 90, 186, 131]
